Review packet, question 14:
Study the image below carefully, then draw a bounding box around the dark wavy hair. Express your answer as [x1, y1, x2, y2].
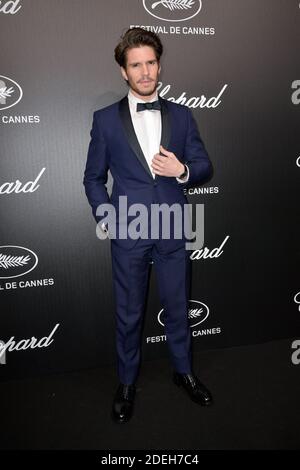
[114, 27, 163, 69]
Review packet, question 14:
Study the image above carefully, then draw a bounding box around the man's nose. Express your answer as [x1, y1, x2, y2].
[142, 63, 150, 75]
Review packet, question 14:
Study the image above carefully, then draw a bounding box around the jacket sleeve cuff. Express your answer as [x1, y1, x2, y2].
[176, 164, 189, 183]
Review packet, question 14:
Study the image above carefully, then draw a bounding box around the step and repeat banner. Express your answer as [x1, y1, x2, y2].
[0, 0, 299, 379]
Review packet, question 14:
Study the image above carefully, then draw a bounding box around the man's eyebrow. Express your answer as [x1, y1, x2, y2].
[128, 59, 157, 65]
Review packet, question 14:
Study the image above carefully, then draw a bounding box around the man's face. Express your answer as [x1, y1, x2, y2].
[121, 45, 161, 99]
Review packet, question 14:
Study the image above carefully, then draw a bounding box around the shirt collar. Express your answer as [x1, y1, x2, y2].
[128, 88, 159, 107]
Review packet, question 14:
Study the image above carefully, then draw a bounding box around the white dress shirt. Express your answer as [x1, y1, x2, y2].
[127, 89, 189, 183]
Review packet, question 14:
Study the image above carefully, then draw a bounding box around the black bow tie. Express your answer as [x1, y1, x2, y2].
[136, 100, 161, 112]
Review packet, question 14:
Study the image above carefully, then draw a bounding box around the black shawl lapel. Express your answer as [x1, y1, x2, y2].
[119, 95, 171, 181]
[159, 96, 171, 153]
[119, 96, 153, 180]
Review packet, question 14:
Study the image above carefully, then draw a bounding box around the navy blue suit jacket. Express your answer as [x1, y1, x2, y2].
[83, 95, 212, 250]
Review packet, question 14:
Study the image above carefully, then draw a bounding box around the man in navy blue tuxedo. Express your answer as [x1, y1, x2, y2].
[84, 28, 213, 423]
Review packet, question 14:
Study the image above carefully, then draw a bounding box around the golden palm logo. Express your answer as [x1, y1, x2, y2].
[0, 81, 14, 105]
[143, 0, 202, 22]
[0, 76, 22, 110]
[0, 246, 38, 279]
[152, 0, 195, 11]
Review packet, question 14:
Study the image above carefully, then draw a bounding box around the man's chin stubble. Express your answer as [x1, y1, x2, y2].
[131, 81, 158, 97]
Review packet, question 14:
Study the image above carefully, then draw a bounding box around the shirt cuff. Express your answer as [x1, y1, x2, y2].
[176, 164, 189, 183]
[101, 222, 109, 235]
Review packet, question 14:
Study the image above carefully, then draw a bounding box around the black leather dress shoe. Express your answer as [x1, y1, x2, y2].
[111, 383, 136, 423]
[173, 372, 213, 406]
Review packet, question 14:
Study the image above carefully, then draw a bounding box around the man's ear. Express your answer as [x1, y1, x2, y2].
[121, 66, 128, 81]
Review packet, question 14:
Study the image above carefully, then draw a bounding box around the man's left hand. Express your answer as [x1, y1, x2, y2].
[151, 145, 184, 177]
